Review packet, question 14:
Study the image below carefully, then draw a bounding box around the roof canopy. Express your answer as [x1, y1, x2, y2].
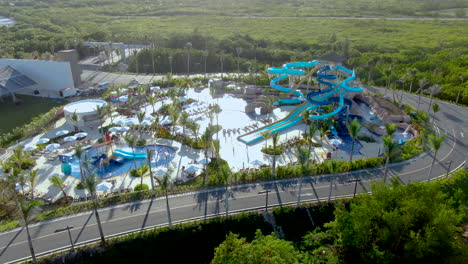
[0, 66, 37, 94]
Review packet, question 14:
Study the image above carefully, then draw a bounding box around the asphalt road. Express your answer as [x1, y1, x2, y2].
[1, 85, 467, 263]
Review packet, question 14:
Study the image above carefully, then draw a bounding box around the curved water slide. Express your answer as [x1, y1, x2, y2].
[113, 149, 147, 159]
[268, 60, 322, 105]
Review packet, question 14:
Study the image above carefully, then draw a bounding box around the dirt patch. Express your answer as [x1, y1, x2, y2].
[372, 96, 404, 115]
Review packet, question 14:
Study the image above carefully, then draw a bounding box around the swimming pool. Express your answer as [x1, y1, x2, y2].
[63, 145, 176, 179]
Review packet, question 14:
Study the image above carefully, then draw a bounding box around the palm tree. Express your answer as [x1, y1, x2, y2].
[17, 199, 43, 264]
[136, 110, 146, 138]
[219, 165, 231, 219]
[185, 42, 192, 75]
[348, 118, 361, 162]
[417, 78, 429, 110]
[305, 123, 318, 158]
[123, 134, 138, 169]
[187, 121, 200, 141]
[70, 111, 79, 132]
[220, 50, 225, 79]
[105, 104, 114, 125]
[155, 168, 173, 229]
[327, 160, 340, 202]
[50, 175, 67, 200]
[145, 147, 156, 195]
[406, 68, 418, 94]
[201, 128, 213, 186]
[382, 135, 398, 183]
[270, 132, 280, 179]
[456, 75, 464, 104]
[261, 131, 271, 148]
[83, 174, 106, 246]
[432, 102, 440, 122]
[426, 133, 446, 182]
[425, 84, 442, 112]
[74, 144, 85, 180]
[28, 169, 38, 200]
[138, 164, 149, 187]
[295, 145, 311, 207]
[95, 105, 106, 136]
[148, 95, 157, 115]
[179, 112, 189, 134]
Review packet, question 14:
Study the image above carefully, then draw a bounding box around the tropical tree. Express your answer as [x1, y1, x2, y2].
[123, 134, 138, 169]
[155, 168, 173, 229]
[169, 109, 180, 135]
[348, 118, 361, 162]
[17, 199, 43, 264]
[105, 103, 114, 125]
[219, 50, 225, 78]
[327, 160, 340, 202]
[148, 95, 157, 114]
[432, 102, 440, 122]
[74, 144, 85, 180]
[49, 175, 67, 200]
[382, 135, 397, 183]
[295, 145, 311, 207]
[70, 111, 79, 132]
[201, 128, 213, 186]
[270, 132, 280, 179]
[83, 174, 106, 245]
[426, 133, 446, 182]
[417, 78, 429, 110]
[145, 147, 156, 195]
[425, 84, 442, 112]
[261, 131, 271, 148]
[456, 75, 464, 104]
[138, 164, 149, 187]
[28, 169, 38, 200]
[179, 112, 189, 134]
[95, 104, 106, 136]
[405, 68, 418, 94]
[136, 110, 146, 138]
[219, 165, 231, 220]
[187, 121, 200, 140]
[184, 42, 192, 75]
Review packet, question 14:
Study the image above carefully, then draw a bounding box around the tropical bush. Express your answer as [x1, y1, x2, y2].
[134, 184, 149, 192]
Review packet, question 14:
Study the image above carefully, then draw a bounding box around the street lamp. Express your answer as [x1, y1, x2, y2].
[347, 179, 361, 198]
[258, 189, 271, 212]
[55, 226, 75, 252]
[445, 160, 453, 178]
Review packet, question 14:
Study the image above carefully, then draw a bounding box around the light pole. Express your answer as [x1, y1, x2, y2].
[55, 226, 75, 252]
[445, 160, 453, 178]
[348, 179, 361, 198]
[258, 189, 271, 212]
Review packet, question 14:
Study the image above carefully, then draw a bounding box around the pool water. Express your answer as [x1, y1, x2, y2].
[65, 145, 176, 179]
[354, 99, 384, 126]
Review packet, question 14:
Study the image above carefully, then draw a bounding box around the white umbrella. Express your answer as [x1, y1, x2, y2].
[37, 138, 50, 144]
[198, 158, 209, 165]
[109, 127, 121, 132]
[329, 138, 342, 146]
[120, 126, 130, 132]
[140, 120, 152, 126]
[96, 182, 113, 192]
[56, 130, 69, 136]
[154, 168, 168, 176]
[185, 165, 200, 174]
[118, 95, 128, 102]
[64, 136, 77, 142]
[46, 143, 61, 150]
[23, 145, 37, 151]
[110, 91, 118, 95]
[125, 119, 138, 126]
[250, 160, 264, 166]
[179, 96, 189, 102]
[74, 132, 88, 138]
[144, 115, 154, 121]
[15, 182, 29, 191]
[114, 119, 125, 125]
[150, 86, 160, 91]
[183, 104, 193, 109]
[160, 119, 172, 125]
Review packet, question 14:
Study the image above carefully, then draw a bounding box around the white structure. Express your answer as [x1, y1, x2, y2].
[64, 99, 107, 127]
[0, 58, 75, 98]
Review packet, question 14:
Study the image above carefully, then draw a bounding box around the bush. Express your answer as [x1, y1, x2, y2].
[136, 139, 146, 146]
[261, 145, 284, 155]
[134, 184, 149, 192]
[76, 182, 85, 190]
[130, 168, 140, 177]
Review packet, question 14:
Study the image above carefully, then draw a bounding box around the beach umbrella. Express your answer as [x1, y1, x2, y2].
[23, 145, 37, 151]
[109, 127, 121, 132]
[150, 86, 160, 91]
[144, 115, 154, 121]
[198, 158, 209, 165]
[114, 119, 125, 125]
[250, 160, 264, 166]
[74, 132, 88, 138]
[120, 126, 130, 132]
[46, 143, 61, 150]
[118, 95, 128, 102]
[64, 136, 77, 142]
[185, 165, 200, 174]
[179, 96, 189, 102]
[183, 104, 193, 109]
[125, 118, 138, 126]
[37, 138, 50, 144]
[110, 91, 118, 95]
[96, 182, 113, 192]
[56, 130, 69, 136]
[140, 120, 152, 126]
[160, 119, 172, 125]
[154, 168, 168, 176]
[329, 138, 342, 146]
[15, 182, 29, 191]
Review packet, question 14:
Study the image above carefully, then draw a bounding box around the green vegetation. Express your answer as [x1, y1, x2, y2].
[36, 169, 468, 263]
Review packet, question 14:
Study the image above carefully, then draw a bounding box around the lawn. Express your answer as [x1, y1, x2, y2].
[0, 95, 66, 134]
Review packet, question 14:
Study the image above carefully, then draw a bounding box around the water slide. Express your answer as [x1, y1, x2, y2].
[113, 149, 147, 159]
[238, 62, 362, 145]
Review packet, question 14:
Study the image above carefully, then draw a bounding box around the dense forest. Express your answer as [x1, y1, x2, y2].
[0, 0, 467, 105]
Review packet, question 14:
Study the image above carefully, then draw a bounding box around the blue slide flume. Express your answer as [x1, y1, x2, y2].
[113, 149, 147, 159]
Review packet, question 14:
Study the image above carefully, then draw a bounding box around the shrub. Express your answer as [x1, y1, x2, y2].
[136, 139, 146, 146]
[76, 182, 85, 190]
[130, 168, 140, 177]
[134, 184, 149, 192]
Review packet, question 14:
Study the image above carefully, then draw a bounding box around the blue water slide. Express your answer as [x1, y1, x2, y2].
[114, 149, 147, 159]
[277, 98, 303, 105]
[269, 74, 303, 97]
